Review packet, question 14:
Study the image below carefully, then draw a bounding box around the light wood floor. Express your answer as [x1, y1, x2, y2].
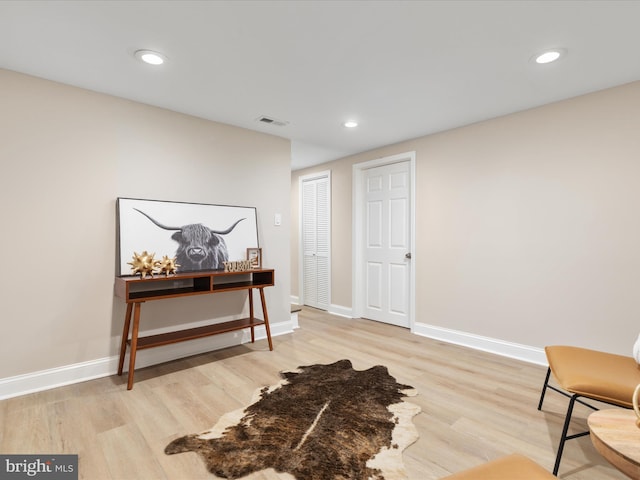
[0, 307, 625, 479]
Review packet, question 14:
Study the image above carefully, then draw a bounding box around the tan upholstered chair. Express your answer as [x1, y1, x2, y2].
[538, 345, 640, 475]
[441, 454, 556, 479]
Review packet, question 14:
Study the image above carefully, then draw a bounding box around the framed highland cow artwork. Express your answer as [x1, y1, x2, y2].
[116, 197, 259, 276]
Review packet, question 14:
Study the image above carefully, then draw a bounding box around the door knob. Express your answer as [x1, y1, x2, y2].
[405, 252, 412, 259]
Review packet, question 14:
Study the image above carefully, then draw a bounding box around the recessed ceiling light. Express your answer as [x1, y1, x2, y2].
[532, 48, 567, 64]
[344, 121, 358, 128]
[134, 49, 166, 65]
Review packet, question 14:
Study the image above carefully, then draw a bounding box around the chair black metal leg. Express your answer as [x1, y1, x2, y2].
[538, 367, 551, 411]
[553, 393, 578, 476]
[538, 366, 606, 476]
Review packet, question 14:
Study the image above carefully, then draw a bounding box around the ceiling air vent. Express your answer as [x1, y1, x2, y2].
[256, 115, 289, 127]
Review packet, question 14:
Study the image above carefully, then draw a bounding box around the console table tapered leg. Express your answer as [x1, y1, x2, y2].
[117, 303, 133, 376]
[249, 288, 255, 343]
[127, 302, 142, 390]
[259, 287, 273, 351]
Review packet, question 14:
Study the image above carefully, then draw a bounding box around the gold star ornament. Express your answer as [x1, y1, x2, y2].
[128, 251, 159, 278]
[157, 255, 180, 276]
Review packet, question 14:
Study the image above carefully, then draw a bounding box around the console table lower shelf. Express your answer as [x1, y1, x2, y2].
[116, 276, 274, 390]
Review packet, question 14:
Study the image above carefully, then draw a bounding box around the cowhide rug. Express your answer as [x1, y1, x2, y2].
[165, 359, 420, 480]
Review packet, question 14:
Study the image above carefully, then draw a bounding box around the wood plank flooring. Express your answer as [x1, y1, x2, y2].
[0, 307, 625, 479]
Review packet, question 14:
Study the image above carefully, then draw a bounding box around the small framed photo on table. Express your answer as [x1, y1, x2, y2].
[247, 247, 262, 269]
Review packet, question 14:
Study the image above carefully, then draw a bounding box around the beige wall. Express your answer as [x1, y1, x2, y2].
[0, 69, 291, 380]
[292, 81, 640, 355]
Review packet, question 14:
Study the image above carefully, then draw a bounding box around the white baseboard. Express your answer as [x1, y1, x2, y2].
[288, 297, 353, 319]
[412, 322, 547, 366]
[0, 320, 295, 400]
[1, 312, 547, 400]
[291, 311, 300, 329]
[0, 357, 119, 401]
[289, 301, 544, 366]
[328, 304, 353, 318]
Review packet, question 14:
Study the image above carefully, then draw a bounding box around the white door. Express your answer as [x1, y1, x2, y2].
[301, 172, 330, 310]
[362, 161, 411, 327]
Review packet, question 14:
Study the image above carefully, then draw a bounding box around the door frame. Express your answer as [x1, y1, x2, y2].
[352, 152, 416, 329]
[298, 170, 332, 310]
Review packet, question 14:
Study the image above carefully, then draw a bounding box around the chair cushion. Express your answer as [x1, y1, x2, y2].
[441, 454, 555, 479]
[545, 345, 640, 408]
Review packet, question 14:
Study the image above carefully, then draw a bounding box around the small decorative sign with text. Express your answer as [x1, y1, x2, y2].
[0, 455, 77, 480]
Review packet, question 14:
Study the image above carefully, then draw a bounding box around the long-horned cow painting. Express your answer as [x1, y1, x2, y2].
[134, 208, 245, 271]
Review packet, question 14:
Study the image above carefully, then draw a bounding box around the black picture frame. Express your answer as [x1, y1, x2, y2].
[116, 197, 259, 276]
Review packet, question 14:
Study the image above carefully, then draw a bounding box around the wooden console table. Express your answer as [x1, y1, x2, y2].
[114, 268, 274, 389]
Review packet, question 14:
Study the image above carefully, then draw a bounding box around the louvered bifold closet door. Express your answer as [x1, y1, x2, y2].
[302, 174, 330, 310]
[315, 178, 329, 309]
[303, 180, 318, 307]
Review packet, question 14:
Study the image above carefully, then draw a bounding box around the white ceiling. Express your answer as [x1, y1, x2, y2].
[1, 1, 639, 170]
